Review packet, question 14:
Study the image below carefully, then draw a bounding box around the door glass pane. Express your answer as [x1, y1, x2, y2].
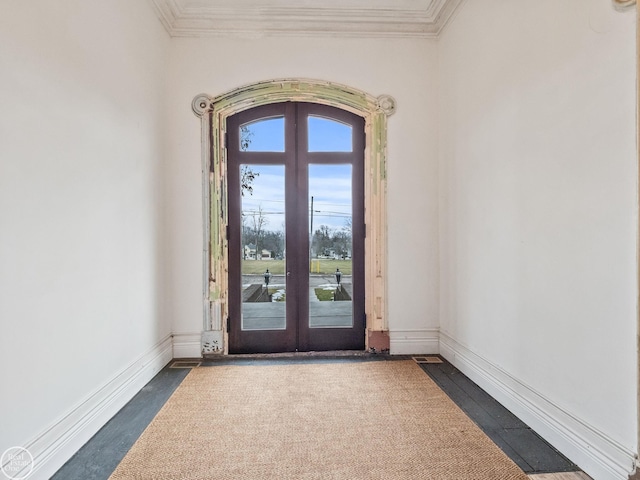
[241, 164, 286, 331]
[240, 117, 285, 152]
[308, 116, 352, 152]
[308, 164, 353, 328]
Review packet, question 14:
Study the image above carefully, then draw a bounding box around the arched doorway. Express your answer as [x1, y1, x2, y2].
[192, 79, 395, 354]
[227, 102, 365, 353]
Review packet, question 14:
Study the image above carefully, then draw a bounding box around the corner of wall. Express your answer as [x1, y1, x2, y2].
[172, 332, 203, 358]
[439, 332, 637, 480]
[25, 336, 172, 480]
[389, 328, 440, 355]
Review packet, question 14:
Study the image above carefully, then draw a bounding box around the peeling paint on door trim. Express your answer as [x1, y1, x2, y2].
[192, 79, 394, 354]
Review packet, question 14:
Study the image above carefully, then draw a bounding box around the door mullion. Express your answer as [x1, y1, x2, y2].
[294, 102, 311, 351]
[284, 102, 299, 350]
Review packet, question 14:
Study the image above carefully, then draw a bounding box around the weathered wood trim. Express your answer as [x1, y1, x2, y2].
[636, 3, 640, 478]
[192, 79, 394, 354]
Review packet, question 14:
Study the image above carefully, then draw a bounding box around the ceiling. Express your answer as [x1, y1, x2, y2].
[149, 0, 465, 38]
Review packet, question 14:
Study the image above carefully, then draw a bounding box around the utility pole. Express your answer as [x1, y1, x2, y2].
[310, 196, 314, 258]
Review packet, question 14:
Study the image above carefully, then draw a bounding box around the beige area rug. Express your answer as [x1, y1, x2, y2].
[110, 360, 529, 480]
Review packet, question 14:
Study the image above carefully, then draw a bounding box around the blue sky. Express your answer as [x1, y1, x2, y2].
[242, 115, 352, 152]
[239, 115, 353, 233]
[241, 164, 352, 234]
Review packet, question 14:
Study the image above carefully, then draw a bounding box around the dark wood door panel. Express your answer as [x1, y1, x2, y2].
[227, 102, 365, 354]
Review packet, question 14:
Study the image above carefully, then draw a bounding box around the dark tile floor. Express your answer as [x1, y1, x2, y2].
[419, 359, 579, 474]
[51, 367, 191, 480]
[52, 355, 578, 479]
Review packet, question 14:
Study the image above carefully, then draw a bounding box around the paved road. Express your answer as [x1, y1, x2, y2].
[243, 274, 351, 288]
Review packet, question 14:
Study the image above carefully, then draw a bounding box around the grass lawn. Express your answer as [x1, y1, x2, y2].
[242, 259, 352, 275]
[314, 288, 335, 301]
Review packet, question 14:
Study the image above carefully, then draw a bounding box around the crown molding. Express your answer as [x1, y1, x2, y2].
[148, 0, 464, 38]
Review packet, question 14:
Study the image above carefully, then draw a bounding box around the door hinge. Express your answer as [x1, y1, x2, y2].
[226, 224, 230, 241]
[226, 317, 230, 333]
[363, 313, 367, 328]
[224, 132, 229, 149]
[364, 224, 367, 238]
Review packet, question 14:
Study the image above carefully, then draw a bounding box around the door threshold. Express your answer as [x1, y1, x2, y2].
[203, 350, 375, 361]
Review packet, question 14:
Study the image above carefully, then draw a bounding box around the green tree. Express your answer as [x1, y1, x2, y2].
[240, 125, 258, 196]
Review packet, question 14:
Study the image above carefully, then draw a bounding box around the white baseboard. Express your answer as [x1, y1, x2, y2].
[172, 332, 202, 358]
[439, 332, 637, 480]
[389, 328, 439, 355]
[24, 335, 173, 480]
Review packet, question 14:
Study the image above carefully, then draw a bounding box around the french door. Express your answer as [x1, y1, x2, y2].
[227, 102, 365, 353]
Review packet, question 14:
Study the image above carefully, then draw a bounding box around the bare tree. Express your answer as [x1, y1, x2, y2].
[344, 216, 352, 234]
[250, 205, 268, 259]
[241, 213, 248, 259]
[312, 225, 333, 257]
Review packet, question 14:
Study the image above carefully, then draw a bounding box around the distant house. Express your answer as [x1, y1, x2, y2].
[244, 244, 256, 260]
[316, 248, 351, 260]
[243, 244, 272, 260]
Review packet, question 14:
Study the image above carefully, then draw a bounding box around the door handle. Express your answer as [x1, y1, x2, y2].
[287, 271, 291, 277]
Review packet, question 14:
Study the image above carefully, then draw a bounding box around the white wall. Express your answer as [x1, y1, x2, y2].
[0, 1, 171, 477]
[2, 1, 635, 478]
[438, 1, 637, 479]
[166, 36, 441, 355]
